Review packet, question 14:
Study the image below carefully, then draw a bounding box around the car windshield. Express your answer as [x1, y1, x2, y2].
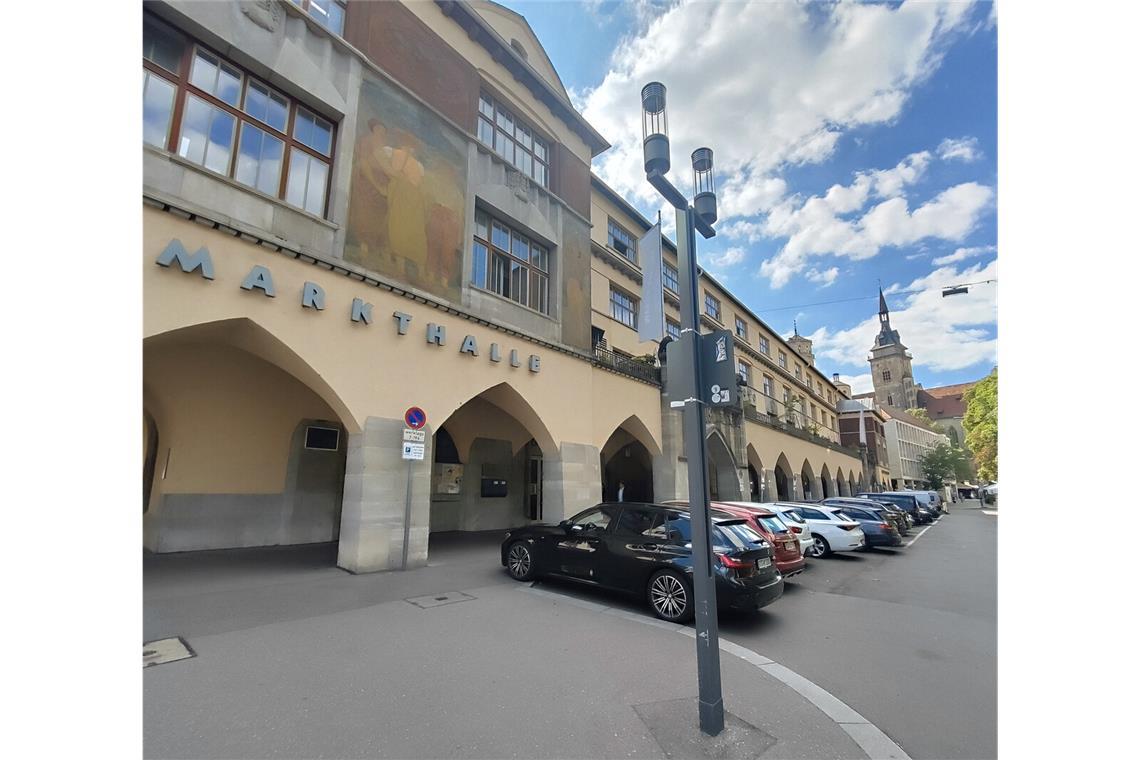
[779, 509, 806, 524]
[758, 515, 788, 534]
[714, 521, 765, 550]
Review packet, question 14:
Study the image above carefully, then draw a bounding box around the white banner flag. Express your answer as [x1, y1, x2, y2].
[637, 222, 665, 343]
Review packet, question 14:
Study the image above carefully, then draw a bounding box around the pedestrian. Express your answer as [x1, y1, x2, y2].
[617, 481, 625, 502]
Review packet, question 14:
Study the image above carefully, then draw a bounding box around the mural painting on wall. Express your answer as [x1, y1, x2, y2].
[346, 73, 466, 302]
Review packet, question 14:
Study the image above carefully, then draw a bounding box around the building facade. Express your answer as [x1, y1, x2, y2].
[837, 399, 892, 491]
[880, 408, 951, 490]
[142, 0, 866, 573]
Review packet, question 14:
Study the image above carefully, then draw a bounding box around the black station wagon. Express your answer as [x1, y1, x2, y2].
[500, 502, 784, 622]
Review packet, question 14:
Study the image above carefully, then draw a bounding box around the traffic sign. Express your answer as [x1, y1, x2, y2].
[402, 442, 425, 460]
[404, 407, 427, 429]
[403, 429, 426, 443]
[699, 330, 738, 407]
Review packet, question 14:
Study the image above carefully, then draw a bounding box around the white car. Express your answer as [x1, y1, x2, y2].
[775, 503, 866, 557]
[768, 504, 815, 556]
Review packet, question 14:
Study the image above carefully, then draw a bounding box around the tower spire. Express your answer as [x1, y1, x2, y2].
[878, 286, 889, 317]
[793, 319, 799, 336]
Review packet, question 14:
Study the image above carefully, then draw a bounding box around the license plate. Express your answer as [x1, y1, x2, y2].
[756, 557, 771, 569]
[784, 541, 796, 551]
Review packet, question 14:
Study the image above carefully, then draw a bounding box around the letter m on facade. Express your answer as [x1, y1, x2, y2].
[156, 239, 215, 280]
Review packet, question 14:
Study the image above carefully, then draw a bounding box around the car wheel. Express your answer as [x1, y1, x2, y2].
[810, 534, 831, 558]
[505, 540, 538, 582]
[647, 569, 694, 623]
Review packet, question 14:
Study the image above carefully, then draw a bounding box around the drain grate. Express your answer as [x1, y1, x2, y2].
[404, 591, 475, 609]
[143, 637, 196, 668]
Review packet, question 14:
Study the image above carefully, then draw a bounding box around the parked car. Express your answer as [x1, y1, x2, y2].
[925, 490, 945, 513]
[771, 503, 865, 558]
[980, 482, 998, 504]
[709, 502, 807, 579]
[764, 503, 815, 555]
[821, 497, 908, 536]
[859, 492, 932, 524]
[908, 490, 942, 520]
[501, 502, 784, 622]
[825, 503, 902, 548]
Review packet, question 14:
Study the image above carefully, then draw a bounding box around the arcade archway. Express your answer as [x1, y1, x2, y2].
[706, 432, 742, 501]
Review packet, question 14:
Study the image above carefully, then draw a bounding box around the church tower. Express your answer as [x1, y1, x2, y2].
[787, 320, 815, 366]
[869, 288, 917, 409]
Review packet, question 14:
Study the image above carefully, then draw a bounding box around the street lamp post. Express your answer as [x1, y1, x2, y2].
[640, 81, 725, 737]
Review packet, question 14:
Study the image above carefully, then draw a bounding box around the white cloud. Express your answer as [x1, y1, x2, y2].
[838, 373, 875, 395]
[932, 244, 996, 265]
[806, 267, 840, 287]
[758, 178, 993, 288]
[937, 136, 983, 162]
[703, 246, 746, 268]
[809, 258, 998, 373]
[583, 0, 978, 219]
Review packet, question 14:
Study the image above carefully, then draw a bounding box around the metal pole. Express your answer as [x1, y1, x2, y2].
[401, 458, 413, 570]
[676, 205, 724, 736]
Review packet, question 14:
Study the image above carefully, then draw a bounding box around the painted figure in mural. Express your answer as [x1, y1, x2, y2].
[387, 128, 429, 278]
[345, 76, 467, 302]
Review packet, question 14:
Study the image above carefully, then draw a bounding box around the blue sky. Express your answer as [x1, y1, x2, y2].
[503, 0, 998, 395]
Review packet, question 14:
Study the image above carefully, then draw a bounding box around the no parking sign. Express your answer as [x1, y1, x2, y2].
[404, 407, 427, 430]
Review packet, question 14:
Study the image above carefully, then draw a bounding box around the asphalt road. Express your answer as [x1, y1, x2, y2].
[537, 502, 997, 760]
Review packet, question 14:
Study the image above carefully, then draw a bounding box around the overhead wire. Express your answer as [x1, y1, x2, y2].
[755, 279, 997, 313]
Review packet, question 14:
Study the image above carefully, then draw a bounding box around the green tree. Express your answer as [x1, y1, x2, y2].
[963, 368, 998, 480]
[918, 443, 971, 490]
[907, 407, 946, 434]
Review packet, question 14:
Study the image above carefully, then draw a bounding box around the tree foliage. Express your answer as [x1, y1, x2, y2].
[919, 444, 973, 490]
[962, 368, 998, 480]
[907, 407, 946, 434]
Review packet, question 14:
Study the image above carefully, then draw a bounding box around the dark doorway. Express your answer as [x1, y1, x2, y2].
[775, 467, 790, 501]
[748, 464, 760, 501]
[603, 441, 653, 503]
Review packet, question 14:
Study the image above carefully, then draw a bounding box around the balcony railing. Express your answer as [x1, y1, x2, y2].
[592, 345, 661, 386]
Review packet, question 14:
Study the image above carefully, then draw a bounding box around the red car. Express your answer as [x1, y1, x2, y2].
[664, 500, 806, 579]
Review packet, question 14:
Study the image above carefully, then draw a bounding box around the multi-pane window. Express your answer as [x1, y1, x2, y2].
[291, 0, 346, 35]
[471, 209, 550, 314]
[794, 365, 802, 381]
[737, 360, 750, 384]
[610, 286, 638, 329]
[704, 293, 721, 321]
[882, 369, 892, 382]
[762, 375, 773, 398]
[778, 350, 787, 369]
[143, 16, 335, 217]
[477, 93, 550, 187]
[607, 219, 638, 262]
[735, 317, 748, 340]
[666, 319, 681, 340]
[759, 336, 770, 356]
[663, 261, 679, 293]
[887, 394, 894, 406]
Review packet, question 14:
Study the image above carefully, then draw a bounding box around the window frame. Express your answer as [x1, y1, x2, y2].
[143, 16, 337, 218]
[476, 92, 551, 187]
[663, 261, 680, 293]
[609, 285, 639, 329]
[759, 336, 770, 356]
[291, 0, 347, 35]
[666, 319, 681, 341]
[471, 208, 551, 315]
[607, 218, 638, 262]
[704, 292, 722, 321]
[735, 316, 748, 340]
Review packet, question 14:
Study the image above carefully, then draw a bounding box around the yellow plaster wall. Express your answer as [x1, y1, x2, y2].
[744, 420, 863, 483]
[144, 342, 338, 494]
[145, 207, 655, 458]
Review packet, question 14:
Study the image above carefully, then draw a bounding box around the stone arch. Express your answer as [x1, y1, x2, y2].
[145, 317, 361, 433]
[745, 444, 765, 502]
[774, 452, 794, 501]
[836, 467, 851, 497]
[849, 472, 857, 495]
[819, 463, 833, 499]
[800, 459, 817, 501]
[436, 380, 558, 458]
[600, 417, 657, 503]
[706, 431, 742, 501]
[143, 319, 355, 555]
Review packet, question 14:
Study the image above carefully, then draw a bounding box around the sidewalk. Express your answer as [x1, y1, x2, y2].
[144, 545, 895, 759]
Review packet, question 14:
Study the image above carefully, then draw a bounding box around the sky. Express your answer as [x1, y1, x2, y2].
[501, 0, 998, 396]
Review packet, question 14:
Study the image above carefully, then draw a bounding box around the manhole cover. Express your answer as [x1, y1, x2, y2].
[633, 697, 777, 759]
[404, 591, 475, 609]
[143, 637, 195, 668]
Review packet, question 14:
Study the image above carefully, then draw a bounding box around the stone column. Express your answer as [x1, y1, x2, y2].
[542, 442, 601, 523]
[337, 416, 433, 574]
[762, 468, 777, 502]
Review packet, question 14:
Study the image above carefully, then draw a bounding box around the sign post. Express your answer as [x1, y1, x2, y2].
[401, 407, 427, 570]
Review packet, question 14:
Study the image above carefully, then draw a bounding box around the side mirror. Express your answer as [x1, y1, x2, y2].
[558, 520, 571, 533]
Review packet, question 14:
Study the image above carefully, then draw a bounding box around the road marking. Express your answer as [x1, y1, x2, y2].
[904, 523, 937, 547]
[982, 509, 998, 516]
[516, 583, 911, 760]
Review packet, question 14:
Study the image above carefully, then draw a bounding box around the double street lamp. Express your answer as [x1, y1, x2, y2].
[640, 81, 726, 737]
